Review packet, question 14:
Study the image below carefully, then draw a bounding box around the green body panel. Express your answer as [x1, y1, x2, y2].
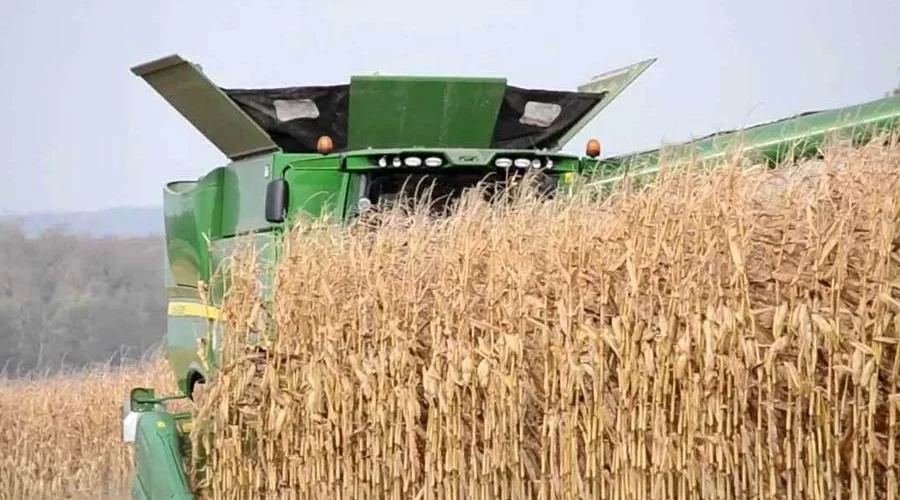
[163, 183, 205, 291]
[131, 412, 194, 500]
[216, 155, 279, 237]
[283, 168, 348, 222]
[347, 76, 507, 149]
[162, 154, 278, 394]
[589, 94, 900, 183]
[162, 154, 276, 292]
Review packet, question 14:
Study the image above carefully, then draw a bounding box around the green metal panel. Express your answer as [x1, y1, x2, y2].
[131, 54, 279, 160]
[161, 154, 283, 395]
[283, 169, 348, 223]
[347, 76, 507, 149]
[131, 412, 195, 500]
[163, 155, 278, 292]
[215, 156, 278, 237]
[551, 58, 657, 151]
[164, 314, 209, 396]
[163, 183, 206, 291]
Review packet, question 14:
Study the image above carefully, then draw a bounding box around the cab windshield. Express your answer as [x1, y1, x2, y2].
[357, 168, 560, 217]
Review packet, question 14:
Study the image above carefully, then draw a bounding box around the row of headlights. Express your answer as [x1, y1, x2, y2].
[494, 157, 554, 169]
[373, 155, 554, 169]
[377, 156, 444, 168]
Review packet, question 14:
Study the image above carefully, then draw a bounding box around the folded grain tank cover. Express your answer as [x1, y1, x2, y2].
[224, 85, 351, 154]
[226, 78, 606, 151]
[131, 54, 656, 158]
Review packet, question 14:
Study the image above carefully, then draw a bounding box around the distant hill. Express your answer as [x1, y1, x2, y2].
[1, 206, 164, 238]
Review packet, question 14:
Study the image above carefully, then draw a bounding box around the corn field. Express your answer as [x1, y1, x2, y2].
[191, 139, 900, 499]
[0, 358, 173, 499]
[2, 140, 900, 499]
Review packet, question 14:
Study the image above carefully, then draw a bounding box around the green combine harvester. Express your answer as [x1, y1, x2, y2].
[121, 53, 900, 499]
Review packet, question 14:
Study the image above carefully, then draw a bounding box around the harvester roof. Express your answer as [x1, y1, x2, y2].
[132, 54, 655, 160]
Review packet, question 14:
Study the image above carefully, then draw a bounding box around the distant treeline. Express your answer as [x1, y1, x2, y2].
[0, 222, 166, 375]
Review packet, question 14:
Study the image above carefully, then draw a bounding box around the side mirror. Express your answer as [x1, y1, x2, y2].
[123, 387, 157, 443]
[265, 179, 289, 223]
[129, 387, 157, 412]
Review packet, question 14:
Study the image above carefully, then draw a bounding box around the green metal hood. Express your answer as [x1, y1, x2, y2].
[345, 75, 507, 149]
[131, 54, 655, 159]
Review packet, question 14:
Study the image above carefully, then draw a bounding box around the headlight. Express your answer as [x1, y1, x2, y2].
[531, 158, 542, 169]
[378, 157, 387, 167]
[424, 156, 442, 167]
[514, 158, 531, 168]
[404, 157, 422, 167]
[495, 158, 512, 168]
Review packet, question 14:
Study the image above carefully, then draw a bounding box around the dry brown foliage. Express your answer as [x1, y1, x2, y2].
[0, 358, 173, 500]
[5, 140, 900, 500]
[193, 139, 900, 500]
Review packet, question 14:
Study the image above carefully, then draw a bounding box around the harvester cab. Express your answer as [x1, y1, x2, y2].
[122, 53, 656, 500]
[132, 54, 655, 223]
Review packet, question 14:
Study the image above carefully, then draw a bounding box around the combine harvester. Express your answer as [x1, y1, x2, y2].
[120, 53, 900, 499]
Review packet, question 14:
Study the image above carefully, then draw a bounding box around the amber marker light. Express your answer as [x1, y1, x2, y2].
[317, 135, 334, 154]
[585, 138, 601, 158]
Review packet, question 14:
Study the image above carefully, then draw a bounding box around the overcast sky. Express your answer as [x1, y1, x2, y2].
[1, 0, 898, 214]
